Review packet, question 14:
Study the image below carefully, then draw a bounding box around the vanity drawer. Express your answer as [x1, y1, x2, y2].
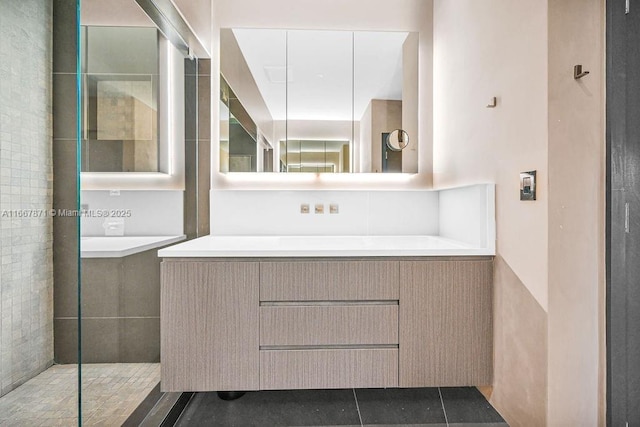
[260, 261, 399, 301]
[260, 304, 398, 346]
[260, 348, 398, 390]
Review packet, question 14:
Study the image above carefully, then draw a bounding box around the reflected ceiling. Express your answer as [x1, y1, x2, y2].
[232, 29, 408, 121]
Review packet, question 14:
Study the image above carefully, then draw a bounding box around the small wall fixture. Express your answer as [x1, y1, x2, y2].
[486, 97, 497, 108]
[574, 64, 590, 79]
[520, 170, 537, 201]
[386, 129, 410, 151]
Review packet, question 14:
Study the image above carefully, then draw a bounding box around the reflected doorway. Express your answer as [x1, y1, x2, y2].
[382, 132, 402, 173]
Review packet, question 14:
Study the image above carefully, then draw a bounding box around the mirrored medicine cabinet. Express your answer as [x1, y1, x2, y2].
[219, 28, 419, 174]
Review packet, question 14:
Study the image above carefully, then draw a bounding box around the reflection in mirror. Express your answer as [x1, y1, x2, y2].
[220, 76, 259, 172]
[280, 140, 350, 173]
[81, 26, 160, 172]
[356, 32, 418, 173]
[285, 30, 353, 174]
[219, 28, 419, 174]
[219, 99, 230, 173]
[386, 129, 410, 151]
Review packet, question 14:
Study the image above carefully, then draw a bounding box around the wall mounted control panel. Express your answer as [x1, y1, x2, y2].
[520, 170, 537, 201]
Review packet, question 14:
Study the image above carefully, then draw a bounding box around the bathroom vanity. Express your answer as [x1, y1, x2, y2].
[158, 236, 493, 392]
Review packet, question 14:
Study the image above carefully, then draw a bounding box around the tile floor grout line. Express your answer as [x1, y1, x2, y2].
[438, 387, 449, 427]
[352, 388, 364, 427]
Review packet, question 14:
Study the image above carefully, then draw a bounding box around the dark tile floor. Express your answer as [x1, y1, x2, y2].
[175, 387, 508, 426]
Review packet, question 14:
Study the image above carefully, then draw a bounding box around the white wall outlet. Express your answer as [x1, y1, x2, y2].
[109, 189, 120, 196]
[315, 204, 324, 214]
[329, 203, 339, 214]
[300, 203, 310, 214]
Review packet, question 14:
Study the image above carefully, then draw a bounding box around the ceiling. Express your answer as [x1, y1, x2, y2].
[232, 29, 409, 122]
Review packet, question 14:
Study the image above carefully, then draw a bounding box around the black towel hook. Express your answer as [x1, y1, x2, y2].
[574, 64, 590, 79]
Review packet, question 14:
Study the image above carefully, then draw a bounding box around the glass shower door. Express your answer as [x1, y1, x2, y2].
[77, 14, 164, 427]
[76, 0, 208, 424]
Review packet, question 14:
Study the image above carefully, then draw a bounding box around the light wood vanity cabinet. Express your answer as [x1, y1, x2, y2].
[259, 260, 400, 390]
[160, 258, 493, 392]
[161, 261, 260, 392]
[399, 260, 493, 387]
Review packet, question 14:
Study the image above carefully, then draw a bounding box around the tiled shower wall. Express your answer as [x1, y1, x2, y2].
[184, 58, 211, 239]
[0, 0, 54, 396]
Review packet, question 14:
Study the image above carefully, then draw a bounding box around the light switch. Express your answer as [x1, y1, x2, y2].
[520, 171, 536, 201]
[329, 204, 339, 214]
[300, 203, 310, 214]
[315, 204, 324, 214]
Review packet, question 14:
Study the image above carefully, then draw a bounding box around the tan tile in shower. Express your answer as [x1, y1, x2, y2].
[0, 363, 159, 425]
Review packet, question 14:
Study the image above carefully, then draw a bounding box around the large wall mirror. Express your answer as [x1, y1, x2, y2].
[79, 0, 209, 190]
[220, 28, 419, 174]
[81, 26, 161, 173]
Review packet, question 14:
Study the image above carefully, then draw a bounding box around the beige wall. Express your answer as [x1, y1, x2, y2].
[547, 0, 605, 425]
[433, 0, 605, 425]
[489, 257, 548, 426]
[210, 0, 433, 190]
[433, 0, 549, 308]
[432, 0, 549, 424]
[172, 0, 212, 55]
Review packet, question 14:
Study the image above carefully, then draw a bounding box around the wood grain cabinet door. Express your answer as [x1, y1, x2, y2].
[160, 261, 259, 392]
[399, 260, 493, 387]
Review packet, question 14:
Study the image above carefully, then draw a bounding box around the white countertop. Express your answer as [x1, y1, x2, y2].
[157, 235, 495, 258]
[81, 235, 186, 258]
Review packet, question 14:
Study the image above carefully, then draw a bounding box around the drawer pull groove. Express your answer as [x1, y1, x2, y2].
[260, 300, 398, 306]
[260, 344, 399, 351]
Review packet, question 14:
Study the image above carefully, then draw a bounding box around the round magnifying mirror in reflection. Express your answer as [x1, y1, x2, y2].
[386, 129, 410, 151]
